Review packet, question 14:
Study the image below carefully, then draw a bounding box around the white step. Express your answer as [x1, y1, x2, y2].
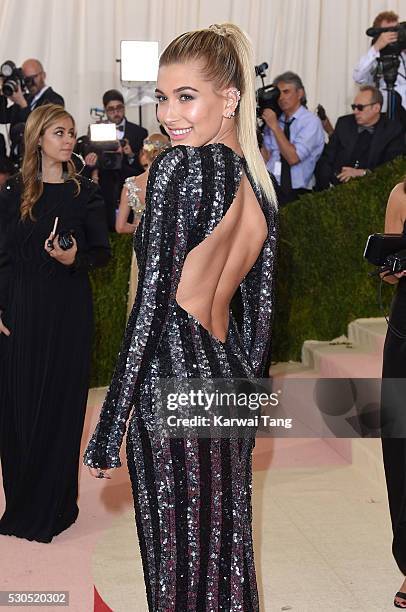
[347, 317, 387, 354]
[273, 318, 388, 486]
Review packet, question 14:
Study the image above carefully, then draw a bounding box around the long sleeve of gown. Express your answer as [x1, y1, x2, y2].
[84, 147, 190, 468]
[0, 181, 18, 313]
[240, 180, 277, 377]
[0, 223, 10, 313]
[71, 183, 111, 271]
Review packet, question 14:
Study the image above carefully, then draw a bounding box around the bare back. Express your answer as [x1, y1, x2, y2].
[176, 173, 267, 342]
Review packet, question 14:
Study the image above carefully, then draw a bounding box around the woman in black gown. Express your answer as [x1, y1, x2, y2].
[0, 104, 110, 542]
[85, 23, 277, 611]
[381, 178, 406, 608]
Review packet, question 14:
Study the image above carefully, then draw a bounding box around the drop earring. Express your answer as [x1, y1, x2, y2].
[36, 146, 42, 181]
[61, 161, 69, 181]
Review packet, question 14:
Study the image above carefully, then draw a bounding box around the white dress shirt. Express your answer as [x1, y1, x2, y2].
[353, 46, 406, 111]
[263, 106, 325, 189]
[116, 119, 126, 140]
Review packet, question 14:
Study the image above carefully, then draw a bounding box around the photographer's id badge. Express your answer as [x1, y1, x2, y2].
[273, 160, 282, 182]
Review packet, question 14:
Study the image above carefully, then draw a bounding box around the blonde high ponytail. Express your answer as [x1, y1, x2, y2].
[159, 23, 277, 208]
[216, 23, 276, 207]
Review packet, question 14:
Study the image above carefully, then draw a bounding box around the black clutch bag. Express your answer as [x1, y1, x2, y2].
[364, 233, 406, 266]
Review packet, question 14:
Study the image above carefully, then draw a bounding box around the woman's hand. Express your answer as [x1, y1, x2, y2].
[44, 233, 78, 266]
[0, 314, 10, 336]
[88, 467, 113, 480]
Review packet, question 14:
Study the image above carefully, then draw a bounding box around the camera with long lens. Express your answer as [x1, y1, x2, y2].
[255, 62, 281, 119]
[0, 61, 27, 97]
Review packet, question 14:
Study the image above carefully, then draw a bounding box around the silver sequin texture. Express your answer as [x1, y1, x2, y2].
[124, 176, 145, 220]
[84, 143, 277, 611]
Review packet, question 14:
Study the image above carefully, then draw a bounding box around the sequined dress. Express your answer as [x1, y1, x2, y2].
[84, 144, 277, 611]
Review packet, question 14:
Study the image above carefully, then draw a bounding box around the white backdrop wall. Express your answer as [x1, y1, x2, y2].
[0, 0, 404, 140]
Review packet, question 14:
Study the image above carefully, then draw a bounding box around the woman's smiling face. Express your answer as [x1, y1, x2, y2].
[155, 60, 230, 147]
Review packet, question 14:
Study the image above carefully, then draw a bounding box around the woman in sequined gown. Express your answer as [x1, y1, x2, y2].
[0, 104, 110, 543]
[85, 23, 277, 611]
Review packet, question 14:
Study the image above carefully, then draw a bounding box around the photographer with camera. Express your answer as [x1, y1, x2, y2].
[101, 89, 147, 174]
[82, 90, 148, 231]
[316, 85, 405, 190]
[0, 59, 64, 127]
[262, 71, 324, 205]
[0, 59, 64, 166]
[353, 11, 406, 125]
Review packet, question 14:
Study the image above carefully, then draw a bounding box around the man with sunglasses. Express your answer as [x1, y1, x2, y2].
[0, 58, 64, 128]
[316, 85, 405, 190]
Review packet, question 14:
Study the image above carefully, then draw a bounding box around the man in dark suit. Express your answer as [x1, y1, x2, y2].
[0, 58, 64, 127]
[82, 90, 148, 231]
[316, 85, 405, 190]
[103, 89, 147, 175]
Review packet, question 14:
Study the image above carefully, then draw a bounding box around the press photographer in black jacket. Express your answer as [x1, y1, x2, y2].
[81, 90, 148, 230]
[0, 59, 64, 127]
[0, 59, 64, 167]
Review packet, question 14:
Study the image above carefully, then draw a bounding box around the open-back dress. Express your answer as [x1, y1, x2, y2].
[84, 143, 277, 611]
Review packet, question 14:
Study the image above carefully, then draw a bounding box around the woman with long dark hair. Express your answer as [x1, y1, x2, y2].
[85, 23, 277, 610]
[0, 103, 110, 542]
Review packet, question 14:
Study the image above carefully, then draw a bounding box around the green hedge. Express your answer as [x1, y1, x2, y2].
[89, 158, 406, 386]
[272, 156, 406, 361]
[89, 234, 132, 387]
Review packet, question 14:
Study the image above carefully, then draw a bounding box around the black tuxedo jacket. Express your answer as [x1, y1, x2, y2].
[123, 119, 148, 174]
[77, 120, 148, 230]
[316, 114, 405, 189]
[0, 134, 6, 160]
[0, 86, 64, 127]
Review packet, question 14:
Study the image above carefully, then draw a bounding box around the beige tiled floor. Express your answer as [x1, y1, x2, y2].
[255, 463, 400, 611]
[1, 386, 400, 610]
[93, 450, 402, 611]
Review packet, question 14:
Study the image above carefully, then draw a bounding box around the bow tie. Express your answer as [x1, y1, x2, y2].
[116, 123, 125, 133]
[358, 125, 375, 134]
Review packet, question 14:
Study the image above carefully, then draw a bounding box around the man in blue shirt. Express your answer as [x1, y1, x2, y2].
[262, 71, 325, 204]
